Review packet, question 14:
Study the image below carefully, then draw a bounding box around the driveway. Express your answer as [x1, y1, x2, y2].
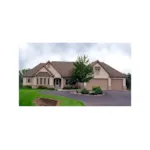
[40, 90, 131, 106]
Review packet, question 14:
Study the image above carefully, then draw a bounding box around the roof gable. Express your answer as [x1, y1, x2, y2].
[23, 63, 54, 77]
[91, 60, 126, 78]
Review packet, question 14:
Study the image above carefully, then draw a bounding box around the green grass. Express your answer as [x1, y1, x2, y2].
[19, 89, 85, 106]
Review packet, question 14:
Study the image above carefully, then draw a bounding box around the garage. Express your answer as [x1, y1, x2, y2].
[111, 79, 123, 90]
[86, 79, 108, 90]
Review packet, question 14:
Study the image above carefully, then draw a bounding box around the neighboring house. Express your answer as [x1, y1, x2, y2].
[23, 60, 126, 90]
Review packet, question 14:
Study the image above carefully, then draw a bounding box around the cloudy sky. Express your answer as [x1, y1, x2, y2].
[19, 43, 131, 73]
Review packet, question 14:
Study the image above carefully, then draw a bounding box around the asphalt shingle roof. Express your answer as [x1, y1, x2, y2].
[23, 60, 126, 78]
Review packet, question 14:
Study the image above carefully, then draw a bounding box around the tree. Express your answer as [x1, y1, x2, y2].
[19, 68, 30, 88]
[19, 71, 23, 86]
[71, 55, 94, 88]
[126, 73, 131, 90]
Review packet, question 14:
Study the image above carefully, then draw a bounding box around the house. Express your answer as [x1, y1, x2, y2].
[23, 60, 127, 90]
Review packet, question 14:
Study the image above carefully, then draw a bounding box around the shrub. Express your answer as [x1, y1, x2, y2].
[95, 88, 103, 94]
[92, 86, 103, 94]
[23, 85, 32, 89]
[37, 86, 48, 89]
[92, 86, 100, 91]
[81, 89, 89, 94]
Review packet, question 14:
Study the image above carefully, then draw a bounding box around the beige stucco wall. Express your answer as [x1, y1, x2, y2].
[93, 63, 109, 78]
[50, 77, 54, 86]
[23, 76, 54, 87]
[32, 77, 36, 85]
[23, 77, 32, 85]
[46, 64, 61, 78]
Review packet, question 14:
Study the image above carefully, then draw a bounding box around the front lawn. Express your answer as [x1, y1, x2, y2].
[19, 89, 85, 106]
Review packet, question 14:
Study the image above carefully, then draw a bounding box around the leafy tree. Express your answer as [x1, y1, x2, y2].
[19, 68, 30, 88]
[71, 55, 94, 88]
[126, 73, 131, 90]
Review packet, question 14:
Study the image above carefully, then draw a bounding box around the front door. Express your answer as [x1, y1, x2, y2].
[55, 79, 60, 89]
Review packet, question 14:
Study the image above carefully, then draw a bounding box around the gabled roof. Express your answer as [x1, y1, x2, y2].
[23, 63, 54, 77]
[91, 60, 126, 78]
[23, 60, 126, 78]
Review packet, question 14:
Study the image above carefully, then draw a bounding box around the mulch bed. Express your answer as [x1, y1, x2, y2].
[34, 98, 59, 106]
[70, 91, 104, 96]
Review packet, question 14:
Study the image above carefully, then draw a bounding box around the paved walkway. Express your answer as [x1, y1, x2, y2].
[40, 90, 131, 106]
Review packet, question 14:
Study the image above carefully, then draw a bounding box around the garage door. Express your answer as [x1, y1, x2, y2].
[86, 79, 108, 90]
[111, 79, 123, 90]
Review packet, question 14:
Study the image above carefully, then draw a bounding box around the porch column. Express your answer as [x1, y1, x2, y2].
[61, 78, 64, 89]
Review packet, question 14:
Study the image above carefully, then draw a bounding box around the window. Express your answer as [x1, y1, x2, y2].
[37, 78, 38, 84]
[40, 78, 42, 84]
[44, 78, 46, 85]
[48, 78, 49, 85]
[95, 67, 100, 71]
[66, 79, 69, 85]
[27, 78, 31, 83]
[95, 67, 100, 75]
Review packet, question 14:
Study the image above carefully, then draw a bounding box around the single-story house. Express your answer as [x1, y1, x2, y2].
[23, 60, 126, 90]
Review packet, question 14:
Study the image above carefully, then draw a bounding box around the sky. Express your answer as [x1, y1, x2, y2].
[19, 43, 131, 74]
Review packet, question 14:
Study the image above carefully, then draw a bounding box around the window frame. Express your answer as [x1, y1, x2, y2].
[27, 78, 31, 83]
[95, 67, 100, 75]
[66, 79, 70, 85]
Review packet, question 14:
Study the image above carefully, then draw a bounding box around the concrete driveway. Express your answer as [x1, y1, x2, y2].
[40, 90, 131, 106]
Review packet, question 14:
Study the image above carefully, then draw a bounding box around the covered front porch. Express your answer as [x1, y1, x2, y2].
[54, 78, 63, 89]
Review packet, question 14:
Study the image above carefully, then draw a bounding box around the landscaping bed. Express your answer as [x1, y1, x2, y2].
[71, 91, 104, 96]
[34, 98, 59, 106]
[71, 87, 104, 96]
